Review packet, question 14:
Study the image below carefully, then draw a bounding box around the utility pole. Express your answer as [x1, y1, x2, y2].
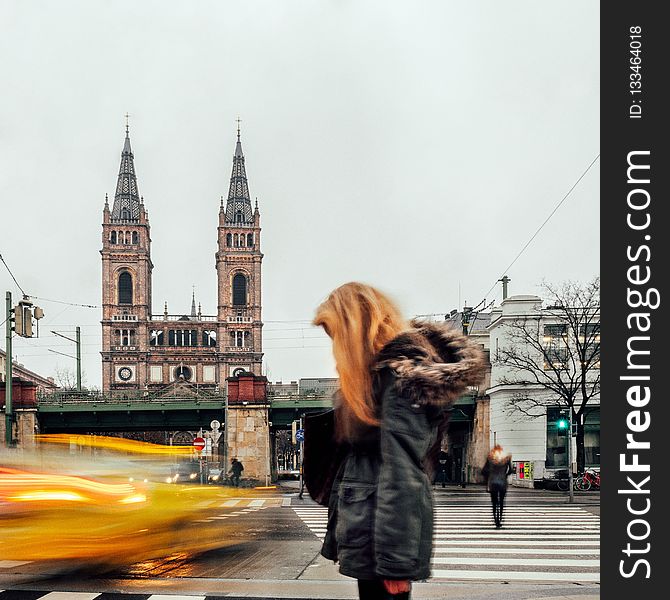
[51, 327, 82, 391]
[4, 291, 13, 447]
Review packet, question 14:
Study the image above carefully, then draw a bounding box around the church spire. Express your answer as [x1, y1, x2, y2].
[191, 287, 197, 318]
[111, 122, 141, 222]
[224, 124, 253, 224]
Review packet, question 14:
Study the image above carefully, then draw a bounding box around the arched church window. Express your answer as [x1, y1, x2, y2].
[118, 271, 133, 305]
[234, 234, 239, 248]
[247, 233, 253, 247]
[240, 234, 245, 247]
[125, 231, 131, 244]
[236, 210, 243, 223]
[232, 273, 247, 306]
[132, 231, 139, 244]
[226, 233, 232, 247]
[121, 208, 131, 220]
[110, 231, 117, 244]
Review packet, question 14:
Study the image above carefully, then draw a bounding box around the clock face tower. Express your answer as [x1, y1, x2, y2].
[216, 128, 264, 377]
[101, 126, 263, 394]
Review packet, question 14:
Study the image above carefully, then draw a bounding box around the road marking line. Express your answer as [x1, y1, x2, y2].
[39, 593, 102, 600]
[249, 499, 265, 507]
[434, 535, 599, 540]
[434, 539, 600, 546]
[433, 556, 600, 567]
[148, 594, 207, 600]
[222, 499, 240, 507]
[0, 560, 33, 568]
[434, 547, 600, 555]
[431, 569, 599, 582]
[282, 497, 292, 507]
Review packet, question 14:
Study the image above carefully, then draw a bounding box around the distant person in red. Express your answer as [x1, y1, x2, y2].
[482, 445, 513, 528]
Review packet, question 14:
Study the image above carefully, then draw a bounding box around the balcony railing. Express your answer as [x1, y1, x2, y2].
[149, 314, 218, 322]
[227, 316, 253, 323]
[112, 314, 138, 321]
[226, 346, 252, 352]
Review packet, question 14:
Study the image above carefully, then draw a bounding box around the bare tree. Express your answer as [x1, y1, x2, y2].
[53, 367, 87, 391]
[495, 278, 600, 472]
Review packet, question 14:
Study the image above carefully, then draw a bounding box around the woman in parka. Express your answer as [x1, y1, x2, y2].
[482, 445, 513, 528]
[313, 283, 485, 600]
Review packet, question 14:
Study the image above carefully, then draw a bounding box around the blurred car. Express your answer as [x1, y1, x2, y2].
[277, 468, 300, 480]
[0, 437, 247, 564]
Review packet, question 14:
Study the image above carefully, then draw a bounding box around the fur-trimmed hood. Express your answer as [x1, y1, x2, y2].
[373, 320, 486, 407]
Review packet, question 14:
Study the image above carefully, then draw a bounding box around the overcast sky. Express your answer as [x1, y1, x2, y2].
[0, 1, 599, 386]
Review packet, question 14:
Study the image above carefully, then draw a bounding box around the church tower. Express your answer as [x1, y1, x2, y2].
[100, 125, 153, 391]
[216, 127, 264, 378]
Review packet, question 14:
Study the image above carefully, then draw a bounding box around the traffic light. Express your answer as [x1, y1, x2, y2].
[13, 301, 33, 337]
[557, 417, 569, 430]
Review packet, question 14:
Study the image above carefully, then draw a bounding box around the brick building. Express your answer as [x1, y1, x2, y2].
[100, 124, 264, 393]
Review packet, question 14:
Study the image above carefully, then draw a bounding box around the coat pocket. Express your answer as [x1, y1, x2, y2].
[335, 484, 376, 547]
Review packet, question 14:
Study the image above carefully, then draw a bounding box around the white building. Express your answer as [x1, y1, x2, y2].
[486, 295, 600, 487]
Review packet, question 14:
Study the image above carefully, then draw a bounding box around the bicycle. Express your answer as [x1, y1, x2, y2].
[574, 469, 600, 491]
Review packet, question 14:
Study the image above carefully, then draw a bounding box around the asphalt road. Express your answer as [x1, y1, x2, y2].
[0, 485, 600, 600]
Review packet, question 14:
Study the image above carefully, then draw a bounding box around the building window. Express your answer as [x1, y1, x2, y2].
[247, 233, 253, 247]
[118, 272, 133, 305]
[115, 328, 135, 347]
[232, 273, 247, 306]
[168, 329, 198, 347]
[226, 233, 232, 247]
[121, 208, 131, 220]
[584, 407, 601, 466]
[543, 324, 568, 369]
[230, 330, 250, 347]
[545, 406, 568, 469]
[150, 330, 164, 346]
[132, 231, 139, 244]
[110, 231, 117, 244]
[236, 210, 243, 223]
[234, 234, 239, 247]
[203, 330, 217, 347]
[579, 323, 601, 368]
[240, 234, 245, 247]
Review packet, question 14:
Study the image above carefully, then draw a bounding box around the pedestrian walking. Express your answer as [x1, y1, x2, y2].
[482, 445, 513, 528]
[436, 450, 449, 488]
[228, 458, 244, 487]
[313, 282, 485, 600]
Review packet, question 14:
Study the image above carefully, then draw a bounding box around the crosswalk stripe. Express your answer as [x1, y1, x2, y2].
[292, 504, 600, 583]
[432, 556, 599, 567]
[434, 547, 599, 555]
[39, 593, 102, 599]
[248, 499, 265, 507]
[148, 594, 206, 600]
[281, 497, 292, 507]
[222, 499, 240, 507]
[431, 569, 599, 582]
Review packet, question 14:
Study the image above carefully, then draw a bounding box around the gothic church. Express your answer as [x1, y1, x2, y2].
[100, 126, 263, 394]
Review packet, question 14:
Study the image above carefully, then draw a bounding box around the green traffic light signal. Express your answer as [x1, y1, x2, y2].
[557, 418, 568, 429]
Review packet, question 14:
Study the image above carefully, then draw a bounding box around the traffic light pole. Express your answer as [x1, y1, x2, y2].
[5, 291, 13, 447]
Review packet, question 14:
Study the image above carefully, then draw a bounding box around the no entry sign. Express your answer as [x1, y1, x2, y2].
[193, 437, 206, 451]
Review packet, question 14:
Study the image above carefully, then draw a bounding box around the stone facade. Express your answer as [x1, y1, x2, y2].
[100, 127, 264, 394]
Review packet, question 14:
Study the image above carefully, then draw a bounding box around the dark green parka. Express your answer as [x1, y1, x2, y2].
[321, 322, 485, 581]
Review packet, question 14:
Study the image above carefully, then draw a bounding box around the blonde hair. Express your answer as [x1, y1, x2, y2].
[313, 282, 407, 439]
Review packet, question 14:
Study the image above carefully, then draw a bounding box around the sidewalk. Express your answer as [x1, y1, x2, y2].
[6, 576, 600, 600]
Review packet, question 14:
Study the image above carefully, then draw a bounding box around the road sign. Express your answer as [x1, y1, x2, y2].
[193, 437, 206, 451]
[295, 428, 304, 443]
[210, 419, 220, 430]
